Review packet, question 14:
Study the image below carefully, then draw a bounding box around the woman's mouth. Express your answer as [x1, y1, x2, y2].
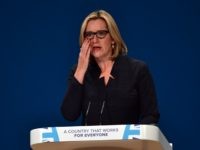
[92, 46, 101, 51]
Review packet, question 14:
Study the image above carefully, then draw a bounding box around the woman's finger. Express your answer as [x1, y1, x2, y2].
[80, 39, 90, 56]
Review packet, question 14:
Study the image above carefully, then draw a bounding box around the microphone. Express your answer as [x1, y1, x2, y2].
[99, 100, 106, 125]
[85, 101, 91, 126]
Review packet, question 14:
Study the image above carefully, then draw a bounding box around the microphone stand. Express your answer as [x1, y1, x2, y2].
[85, 101, 91, 126]
[99, 100, 106, 125]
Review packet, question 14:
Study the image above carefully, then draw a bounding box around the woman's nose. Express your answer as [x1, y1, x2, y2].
[91, 35, 99, 43]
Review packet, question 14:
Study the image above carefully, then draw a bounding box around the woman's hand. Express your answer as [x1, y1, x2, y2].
[74, 39, 92, 84]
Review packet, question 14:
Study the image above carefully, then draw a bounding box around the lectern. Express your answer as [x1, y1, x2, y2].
[30, 124, 172, 150]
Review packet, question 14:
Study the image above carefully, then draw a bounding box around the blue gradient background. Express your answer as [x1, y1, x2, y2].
[1, 0, 200, 149]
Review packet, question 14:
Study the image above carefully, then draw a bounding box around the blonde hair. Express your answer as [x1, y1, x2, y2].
[79, 10, 128, 59]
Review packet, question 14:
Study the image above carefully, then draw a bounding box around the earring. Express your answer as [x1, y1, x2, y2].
[111, 41, 115, 49]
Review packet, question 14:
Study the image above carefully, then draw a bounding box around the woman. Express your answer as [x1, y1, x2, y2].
[61, 10, 160, 125]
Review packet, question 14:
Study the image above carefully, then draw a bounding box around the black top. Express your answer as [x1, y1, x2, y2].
[61, 55, 160, 125]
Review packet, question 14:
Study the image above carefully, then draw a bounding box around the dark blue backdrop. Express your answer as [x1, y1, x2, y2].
[1, 0, 200, 149]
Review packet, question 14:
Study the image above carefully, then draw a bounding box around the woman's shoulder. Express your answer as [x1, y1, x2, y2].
[117, 55, 151, 78]
[117, 55, 147, 68]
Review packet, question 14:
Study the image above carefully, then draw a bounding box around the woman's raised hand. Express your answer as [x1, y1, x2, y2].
[74, 39, 92, 84]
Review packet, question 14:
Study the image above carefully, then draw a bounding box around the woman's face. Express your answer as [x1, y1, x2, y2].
[85, 19, 113, 61]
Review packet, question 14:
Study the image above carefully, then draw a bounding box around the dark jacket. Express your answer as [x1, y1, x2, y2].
[61, 55, 160, 125]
